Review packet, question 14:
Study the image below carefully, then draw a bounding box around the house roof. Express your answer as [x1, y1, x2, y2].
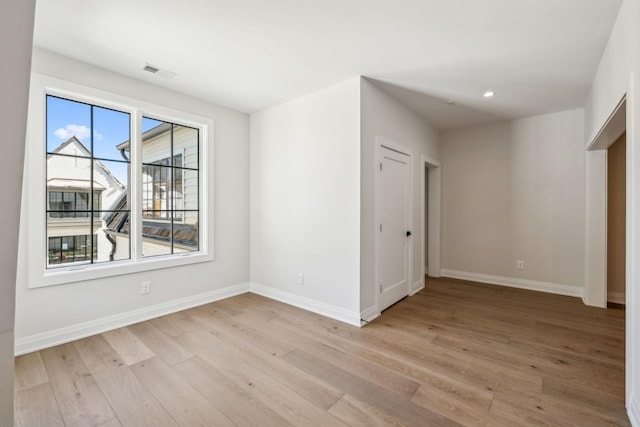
[104, 194, 198, 248]
[116, 122, 171, 152]
[48, 136, 126, 191]
[47, 179, 106, 191]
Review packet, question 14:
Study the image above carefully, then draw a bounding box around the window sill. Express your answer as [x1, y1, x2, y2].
[31, 251, 213, 288]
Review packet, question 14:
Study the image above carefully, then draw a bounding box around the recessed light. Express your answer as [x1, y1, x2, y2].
[483, 91, 495, 98]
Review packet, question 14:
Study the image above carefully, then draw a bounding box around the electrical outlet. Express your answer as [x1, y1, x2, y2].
[141, 281, 151, 294]
[297, 273, 304, 285]
[516, 260, 525, 270]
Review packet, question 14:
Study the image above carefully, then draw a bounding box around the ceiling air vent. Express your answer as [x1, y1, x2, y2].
[143, 64, 159, 73]
[142, 63, 177, 79]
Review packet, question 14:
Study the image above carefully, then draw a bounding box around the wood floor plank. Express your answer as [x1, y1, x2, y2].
[40, 343, 116, 427]
[74, 334, 177, 427]
[430, 333, 624, 396]
[14, 351, 48, 391]
[542, 377, 630, 426]
[532, 321, 624, 364]
[272, 311, 506, 413]
[174, 356, 294, 427]
[98, 418, 123, 427]
[173, 326, 347, 426]
[491, 390, 628, 427]
[276, 312, 544, 397]
[14, 383, 65, 427]
[130, 356, 236, 427]
[128, 321, 193, 366]
[283, 348, 461, 427]
[274, 312, 491, 410]
[328, 394, 406, 427]
[178, 313, 344, 410]
[190, 305, 296, 357]
[411, 384, 508, 427]
[232, 311, 421, 398]
[149, 311, 191, 338]
[92, 365, 178, 427]
[102, 327, 156, 366]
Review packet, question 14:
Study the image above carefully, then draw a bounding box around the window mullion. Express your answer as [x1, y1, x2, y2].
[131, 111, 143, 261]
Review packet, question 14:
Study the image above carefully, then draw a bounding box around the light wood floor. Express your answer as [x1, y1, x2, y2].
[14, 277, 629, 426]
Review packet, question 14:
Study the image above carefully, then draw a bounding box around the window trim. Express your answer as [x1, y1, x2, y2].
[25, 74, 214, 288]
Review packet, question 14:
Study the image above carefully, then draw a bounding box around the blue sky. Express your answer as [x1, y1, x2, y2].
[47, 96, 162, 185]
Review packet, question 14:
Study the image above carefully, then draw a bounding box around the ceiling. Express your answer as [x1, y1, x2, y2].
[33, 0, 622, 131]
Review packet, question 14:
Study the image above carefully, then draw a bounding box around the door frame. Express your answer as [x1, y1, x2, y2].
[421, 155, 442, 282]
[585, 95, 626, 308]
[584, 79, 635, 411]
[375, 138, 413, 313]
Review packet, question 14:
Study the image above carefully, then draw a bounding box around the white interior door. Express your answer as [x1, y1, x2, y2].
[378, 146, 411, 311]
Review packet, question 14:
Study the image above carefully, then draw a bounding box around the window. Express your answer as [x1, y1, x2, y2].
[48, 235, 97, 265]
[142, 154, 183, 220]
[28, 75, 212, 286]
[48, 191, 101, 218]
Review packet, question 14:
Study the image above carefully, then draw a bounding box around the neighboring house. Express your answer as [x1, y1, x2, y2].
[106, 122, 199, 258]
[46, 136, 125, 266]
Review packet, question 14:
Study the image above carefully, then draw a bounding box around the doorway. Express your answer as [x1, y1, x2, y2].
[608, 132, 626, 305]
[586, 97, 626, 307]
[585, 95, 628, 408]
[424, 166, 429, 276]
[422, 156, 442, 280]
[377, 145, 411, 311]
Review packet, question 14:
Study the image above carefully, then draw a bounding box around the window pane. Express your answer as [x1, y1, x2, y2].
[92, 106, 131, 162]
[142, 118, 171, 165]
[46, 96, 91, 155]
[47, 154, 92, 187]
[47, 218, 93, 268]
[182, 169, 199, 211]
[142, 164, 171, 214]
[173, 125, 198, 170]
[47, 155, 92, 217]
[142, 211, 172, 257]
[96, 159, 128, 211]
[142, 117, 164, 133]
[174, 211, 198, 253]
[96, 211, 131, 263]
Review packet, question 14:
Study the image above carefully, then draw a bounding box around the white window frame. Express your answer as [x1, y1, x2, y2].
[25, 74, 214, 288]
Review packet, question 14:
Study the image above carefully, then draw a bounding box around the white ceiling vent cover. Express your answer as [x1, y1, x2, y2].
[142, 63, 177, 79]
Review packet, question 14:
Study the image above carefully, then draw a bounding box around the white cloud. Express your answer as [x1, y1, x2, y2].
[54, 124, 91, 141]
[93, 130, 104, 141]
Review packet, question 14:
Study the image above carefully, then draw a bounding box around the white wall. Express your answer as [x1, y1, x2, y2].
[583, 0, 640, 422]
[15, 49, 250, 351]
[249, 78, 361, 325]
[440, 110, 586, 296]
[0, 1, 35, 424]
[360, 78, 440, 319]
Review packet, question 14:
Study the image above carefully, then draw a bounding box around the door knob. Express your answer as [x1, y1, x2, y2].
[406, 231, 412, 237]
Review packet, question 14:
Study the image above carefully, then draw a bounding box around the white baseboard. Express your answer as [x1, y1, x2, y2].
[250, 282, 361, 327]
[15, 282, 250, 355]
[360, 305, 380, 323]
[630, 393, 639, 427]
[410, 278, 424, 295]
[440, 269, 584, 298]
[608, 291, 626, 305]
